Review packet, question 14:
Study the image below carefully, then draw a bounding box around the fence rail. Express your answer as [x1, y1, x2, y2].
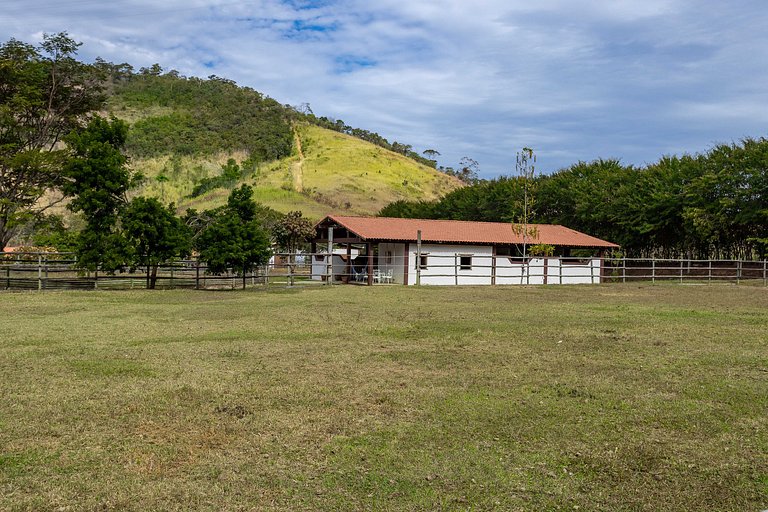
[2, 252, 767, 291]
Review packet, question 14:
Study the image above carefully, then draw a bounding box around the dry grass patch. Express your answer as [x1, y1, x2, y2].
[0, 284, 766, 510]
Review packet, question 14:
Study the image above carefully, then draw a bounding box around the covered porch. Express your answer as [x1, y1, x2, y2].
[310, 219, 405, 285]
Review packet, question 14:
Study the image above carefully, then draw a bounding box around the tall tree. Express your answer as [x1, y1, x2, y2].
[0, 32, 104, 249]
[196, 185, 271, 289]
[62, 116, 139, 271]
[122, 197, 191, 289]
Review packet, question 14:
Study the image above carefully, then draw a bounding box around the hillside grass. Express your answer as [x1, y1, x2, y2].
[126, 124, 462, 219]
[1, 284, 766, 511]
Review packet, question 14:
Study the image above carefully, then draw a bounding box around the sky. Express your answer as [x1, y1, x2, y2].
[1, 0, 767, 178]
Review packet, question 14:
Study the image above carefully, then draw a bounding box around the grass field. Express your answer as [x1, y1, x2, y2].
[1, 284, 766, 511]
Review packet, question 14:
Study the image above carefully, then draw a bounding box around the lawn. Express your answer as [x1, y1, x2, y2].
[0, 284, 766, 511]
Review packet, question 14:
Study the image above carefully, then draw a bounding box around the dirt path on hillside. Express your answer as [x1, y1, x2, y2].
[291, 128, 304, 193]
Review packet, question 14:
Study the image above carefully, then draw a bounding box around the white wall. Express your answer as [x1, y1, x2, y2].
[378, 242, 406, 284]
[406, 244, 494, 285]
[408, 251, 602, 286]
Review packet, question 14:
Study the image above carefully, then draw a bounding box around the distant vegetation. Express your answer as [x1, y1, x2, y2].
[379, 139, 768, 260]
[105, 65, 293, 162]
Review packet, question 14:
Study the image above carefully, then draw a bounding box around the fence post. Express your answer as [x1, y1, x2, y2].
[652, 259, 656, 284]
[326, 227, 334, 285]
[94, 268, 98, 290]
[737, 259, 742, 285]
[37, 254, 42, 291]
[454, 253, 458, 285]
[680, 259, 684, 284]
[708, 260, 712, 284]
[763, 260, 767, 287]
[622, 257, 626, 283]
[558, 256, 563, 285]
[195, 259, 200, 290]
[416, 230, 422, 286]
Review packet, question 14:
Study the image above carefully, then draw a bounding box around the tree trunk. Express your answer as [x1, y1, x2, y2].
[150, 264, 159, 289]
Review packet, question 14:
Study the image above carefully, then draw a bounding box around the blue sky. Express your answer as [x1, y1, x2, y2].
[1, 0, 767, 178]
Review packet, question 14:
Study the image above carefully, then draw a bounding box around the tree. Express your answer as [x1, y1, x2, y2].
[271, 210, 315, 285]
[196, 185, 271, 289]
[0, 32, 104, 249]
[457, 157, 480, 184]
[123, 197, 191, 289]
[62, 116, 140, 271]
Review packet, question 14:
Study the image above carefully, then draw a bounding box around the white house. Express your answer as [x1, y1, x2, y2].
[311, 215, 619, 285]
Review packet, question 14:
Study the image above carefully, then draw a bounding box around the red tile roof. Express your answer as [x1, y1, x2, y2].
[321, 215, 619, 248]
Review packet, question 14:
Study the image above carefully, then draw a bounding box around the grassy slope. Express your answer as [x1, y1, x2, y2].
[1, 284, 766, 511]
[128, 124, 463, 219]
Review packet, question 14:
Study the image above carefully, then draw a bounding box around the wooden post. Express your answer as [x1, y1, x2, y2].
[737, 259, 742, 285]
[94, 268, 98, 290]
[416, 230, 422, 286]
[543, 257, 548, 285]
[590, 258, 595, 284]
[652, 259, 655, 284]
[763, 260, 767, 287]
[708, 260, 712, 284]
[44, 255, 49, 290]
[680, 259, 684, 284]
[403, 243, 410, 286]
[195, 259, 201, 290]
[622, 257, 626, 283]
[327, 230, 334, 284]
[37, 254, 42, 291]
[345, 244, 352, 284]
[491, 247, 496, 285]
[559, 256, 563, 285]
[367, 243, 373, 286]
[454, 253, 458, 286]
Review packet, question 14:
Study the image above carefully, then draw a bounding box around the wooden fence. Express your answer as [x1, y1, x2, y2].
[2, 252, 767, 291]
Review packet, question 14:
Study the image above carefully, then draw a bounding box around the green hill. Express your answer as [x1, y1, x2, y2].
[105, 69, 462, 219]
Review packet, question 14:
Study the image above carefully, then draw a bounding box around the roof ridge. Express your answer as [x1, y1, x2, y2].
[331, 214, 566, 229]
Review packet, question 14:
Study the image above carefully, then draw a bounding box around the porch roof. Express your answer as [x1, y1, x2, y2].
[317, 215, 619, 248]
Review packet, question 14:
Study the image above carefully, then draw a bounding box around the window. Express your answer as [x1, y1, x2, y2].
[459, 255, 472, 270]
[417, 254, 428, 269]
[385, 251, 393, 265]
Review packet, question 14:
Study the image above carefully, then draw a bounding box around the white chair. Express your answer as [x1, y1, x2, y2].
[373, 269, 381, 283]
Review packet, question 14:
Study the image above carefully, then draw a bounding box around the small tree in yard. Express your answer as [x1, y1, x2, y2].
[122, 197, 191, 289]
[196, 185, 271, 289]
[272, 210, 314, 285]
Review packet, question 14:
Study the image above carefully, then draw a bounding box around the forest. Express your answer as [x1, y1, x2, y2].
[379, 140, 768, 260]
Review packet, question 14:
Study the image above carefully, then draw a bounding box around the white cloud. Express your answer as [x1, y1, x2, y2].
[2, 0, 767, 176]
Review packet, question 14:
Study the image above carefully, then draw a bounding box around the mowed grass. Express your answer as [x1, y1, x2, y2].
[0, 284, 766, 511]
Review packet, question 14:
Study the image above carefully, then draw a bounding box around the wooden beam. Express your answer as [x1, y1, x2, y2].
[367, 243, 374, 286]
[403, 242, 410, 286]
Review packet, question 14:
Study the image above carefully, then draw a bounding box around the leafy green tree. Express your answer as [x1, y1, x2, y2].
[0, 32, 104, 249]
[196, 185, 271, 289]
[62, 116, 139, 271]
[272, 210, 315, 285]
[122, 197, 191, 288]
